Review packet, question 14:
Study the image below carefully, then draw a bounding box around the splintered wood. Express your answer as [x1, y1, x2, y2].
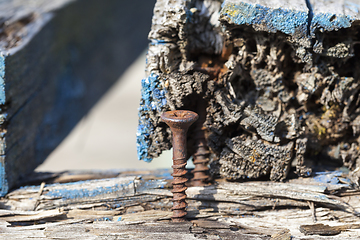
[0, 169, 360, 239]
[136, 0, 360, 182]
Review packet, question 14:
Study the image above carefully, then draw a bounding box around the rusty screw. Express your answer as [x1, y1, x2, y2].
[161, 110, 198, 222]
[192, 99, 210, 186]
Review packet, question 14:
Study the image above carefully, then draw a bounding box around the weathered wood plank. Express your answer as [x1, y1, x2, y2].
[0, 169, 360, 238]
[0, 0, 156, 196]
[1, 209, 65, 222]
[4, 176, 166, 211]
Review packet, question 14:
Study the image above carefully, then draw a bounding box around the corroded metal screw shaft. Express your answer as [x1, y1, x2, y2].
[192, 99, 210, 186]
[161, 110, 198, 222]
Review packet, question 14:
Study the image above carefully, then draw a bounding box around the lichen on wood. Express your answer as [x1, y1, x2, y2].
[137, 0, 360, 181]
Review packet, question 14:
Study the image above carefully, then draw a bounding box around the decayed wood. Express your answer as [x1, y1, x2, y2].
[4, 176, 167, 211]
[137, 0, 360, 186]
[220, 0, 310, 49]
[1, 209, 65, 222]
[0, 169, 360, 239]
[300, 223, 360, 236]
[0, 0, 156, 196]
[310, 0, 360, 35]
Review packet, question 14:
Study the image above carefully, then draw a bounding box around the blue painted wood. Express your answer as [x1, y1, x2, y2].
[221, 0, 360, 36]
[309, 0, 360, 35]
[220, 0, 309, 38]
[137, 73, 167, 162]
[0, 0, 156, 196]
[221, 0, 360, 44]
[5, 174, 167, 210]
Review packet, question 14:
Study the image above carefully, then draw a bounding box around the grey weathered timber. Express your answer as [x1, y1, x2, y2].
[0, 0, 155, 196]
[137, 0, 360, 182]
[1, 169, 360, 239]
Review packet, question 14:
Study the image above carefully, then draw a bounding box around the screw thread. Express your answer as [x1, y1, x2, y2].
[192, 133, 210, 186]
[160, 110, 198, 222]
[191, 99, 210, 186]
[171, 157, 188, 222]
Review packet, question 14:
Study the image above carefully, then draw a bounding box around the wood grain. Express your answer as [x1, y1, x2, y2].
[0, 169, 360, 239]
[0, 0, 155, 196]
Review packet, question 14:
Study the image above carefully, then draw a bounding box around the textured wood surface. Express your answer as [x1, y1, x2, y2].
[220, 0, 309, 37]
[1, 169, 360, 239]
[310, 0, 360, 34]
[0, 0, 155, 196]
[137, 0, 360, 184]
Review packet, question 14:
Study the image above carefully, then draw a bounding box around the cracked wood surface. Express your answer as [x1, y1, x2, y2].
[0, 169, 360, 239]
[0, 0, 155, 196]
[137, 0, 360, 185]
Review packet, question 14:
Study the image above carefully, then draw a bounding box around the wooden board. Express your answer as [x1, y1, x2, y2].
[1, 169, 360, 239]
[0, 0, 156, 196]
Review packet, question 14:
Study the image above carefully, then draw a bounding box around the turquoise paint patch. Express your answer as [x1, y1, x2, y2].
[150, 39, 170, 46]
[95, 217, 111, 221]
[311, 13, 354, 35]
[313, 171, 349, 187]
[0, 54, 5, 105]
[314, 171, 340, 184]
[220, 2, 308, 36]
[45, 181, 133, 200]
[0, 162, 8, 197]
[136, 73, 167, 162]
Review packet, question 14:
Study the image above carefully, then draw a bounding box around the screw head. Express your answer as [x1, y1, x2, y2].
[161, 110, 199, 129]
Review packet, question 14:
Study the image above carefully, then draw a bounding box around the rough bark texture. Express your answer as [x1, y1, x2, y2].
[137, 0, 360, 181]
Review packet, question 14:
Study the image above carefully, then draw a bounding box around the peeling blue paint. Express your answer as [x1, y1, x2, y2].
[23, 178, 166, 202]
[95, 217, 111, 221]
[313, 171, 349, 187]
[136, 179, 167, 192]
[45, 181, 133, 200]
[310, 13, 354, 35]
[136, 73, 167, 162]
[220, 2, 308, 36]
[220, 1, 357, 41]
[0, 54, 5, 105]
[150, 39, 170, 46]
[0, 161, 8, 197]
